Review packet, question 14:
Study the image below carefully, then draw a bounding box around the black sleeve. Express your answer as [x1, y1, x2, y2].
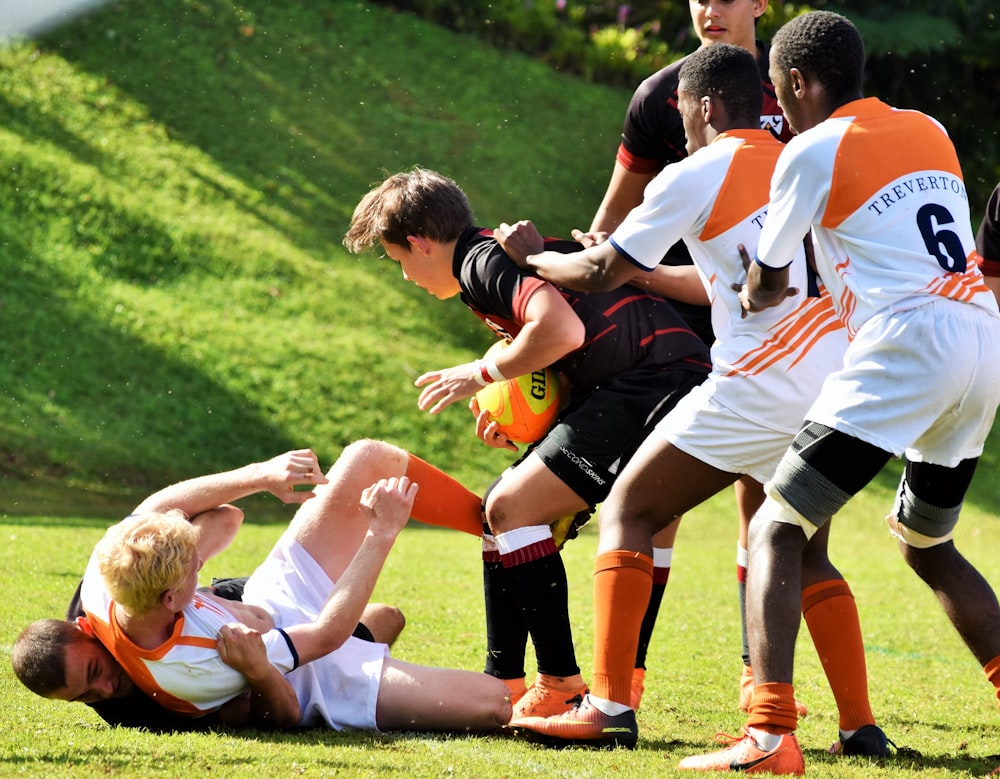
[977, 183, 1000, 265]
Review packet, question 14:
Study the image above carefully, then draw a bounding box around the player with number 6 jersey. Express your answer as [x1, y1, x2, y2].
[683, 12, 1000, 774]
[757, 99, 997, 337]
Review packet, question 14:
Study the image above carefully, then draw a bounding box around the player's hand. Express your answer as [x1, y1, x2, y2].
[570, 228, 609, 248]
[256, 449, 329, 504]
[359, 476, 418, 541]
[216, 623, 272, 682]
[732, 244, 797, 318]
[494, 220, 544, 266]
[415, 364, 481, 414]
[469, 396, 519, 452]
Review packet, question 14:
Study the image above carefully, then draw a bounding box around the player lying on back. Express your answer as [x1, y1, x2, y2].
[13, 440, 511, 733]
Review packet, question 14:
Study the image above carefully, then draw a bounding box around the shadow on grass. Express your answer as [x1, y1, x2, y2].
[0, 225, 297, 515]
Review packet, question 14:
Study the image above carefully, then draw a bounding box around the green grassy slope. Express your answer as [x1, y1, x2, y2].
[0, 0, 996, 522]
[0, 0, 629, 513]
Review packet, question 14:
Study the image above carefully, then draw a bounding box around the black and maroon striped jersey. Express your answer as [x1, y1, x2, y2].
[453, 228, 710, 391]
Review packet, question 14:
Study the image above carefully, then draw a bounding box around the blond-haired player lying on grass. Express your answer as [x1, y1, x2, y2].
[13, 440, 511, 733]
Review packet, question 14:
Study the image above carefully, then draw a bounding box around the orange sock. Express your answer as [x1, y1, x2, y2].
[592, 550, 652, 706]
[984, 655, 1000, 705]
[405, 453, 483, 537]
[802, 579, 874, 731]
[747, 682, 798, 733]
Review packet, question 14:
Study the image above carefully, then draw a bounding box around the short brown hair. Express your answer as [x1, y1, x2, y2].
[343, 168, 474, 253]
[12, 619, 85, 696]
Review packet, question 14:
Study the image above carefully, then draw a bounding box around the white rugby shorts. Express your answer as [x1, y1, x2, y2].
[805, 298, 1000, 466]
[656, 379, 795, 485]
[244, 533, 388, 730]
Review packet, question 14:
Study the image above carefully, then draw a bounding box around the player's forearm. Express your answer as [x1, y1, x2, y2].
[131, 463, 265, 518]
[215, 665, 301, 729]
[628, 265, 709, 304]
[524, 249, 630, 293]
[285, 531, 398, 665]
[244, 665, 301, 728]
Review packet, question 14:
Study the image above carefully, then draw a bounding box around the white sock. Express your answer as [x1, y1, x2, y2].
[585, 693, 632, 716]
[748, 726, 785, 751]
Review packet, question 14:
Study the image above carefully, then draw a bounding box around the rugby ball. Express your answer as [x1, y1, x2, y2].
[474, 342, 561, 444]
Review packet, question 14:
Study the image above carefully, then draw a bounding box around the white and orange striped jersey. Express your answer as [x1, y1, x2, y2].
[610, 129, 845, 434]
[80, 553, 296, 716]
[756, 98, 999, 337]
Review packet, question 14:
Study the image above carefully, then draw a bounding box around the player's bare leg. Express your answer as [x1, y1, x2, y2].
[287, 439, 410, 583]
[359, 603, 405, 647]
[375, 658, 512, 732]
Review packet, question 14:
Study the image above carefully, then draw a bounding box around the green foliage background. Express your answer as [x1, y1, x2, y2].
[378, 0, 1000, 213]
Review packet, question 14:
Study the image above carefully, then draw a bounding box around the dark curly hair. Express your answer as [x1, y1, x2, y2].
[772, 11, 864, 105]
[678, 43, 763, 127]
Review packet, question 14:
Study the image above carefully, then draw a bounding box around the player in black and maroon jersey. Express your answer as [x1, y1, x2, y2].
[345, 168, 710, 725]
[977, 181, 1000, 303]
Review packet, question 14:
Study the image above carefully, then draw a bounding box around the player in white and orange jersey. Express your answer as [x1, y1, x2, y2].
[13, 440, 512, 733]
[679, 12, 1000, 775]
[493, 43, 884, 754]
[588, 0, 797, 713]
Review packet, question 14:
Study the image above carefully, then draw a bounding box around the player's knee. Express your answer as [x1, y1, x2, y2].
[753, 490, 819, 541]
[488, 677, 515, 727]
[885, 476, 959, 551]
[336, 439, 407, 478]
[482, 485, 522, 533]
[361, 603, 406, 645]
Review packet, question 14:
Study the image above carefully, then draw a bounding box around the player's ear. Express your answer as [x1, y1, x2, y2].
[701, 95, 714, 122]
[75, 616, 96, 638]
[789, 67, 807, 99]
[407, 235, 432, 256]
[162, 588, 180, 611]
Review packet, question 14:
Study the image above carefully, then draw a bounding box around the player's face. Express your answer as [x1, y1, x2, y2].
[381, 240, 461, 300]
[689, 0, 766, 50]
[676, 85, 709, 155]
[52, 637, 135, 703]
[768, 45, 802, 134]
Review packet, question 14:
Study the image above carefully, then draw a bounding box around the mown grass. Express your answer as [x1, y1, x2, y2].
[2, 483, 999, 777]
[0, 0, 628, 511]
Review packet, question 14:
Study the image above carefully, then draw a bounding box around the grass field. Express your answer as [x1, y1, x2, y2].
[2, 481, 999, 777]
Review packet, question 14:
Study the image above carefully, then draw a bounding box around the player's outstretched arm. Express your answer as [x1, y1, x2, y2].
[131, 450, 330, 519]
[494, 220, 635, 293]
[283, 477, 416, 667]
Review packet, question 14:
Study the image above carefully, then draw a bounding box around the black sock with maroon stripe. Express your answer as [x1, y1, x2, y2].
[482, 553, 528, 680]
[500, 537, 580, 678]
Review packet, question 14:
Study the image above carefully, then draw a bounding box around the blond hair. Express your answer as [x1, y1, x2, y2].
[96, 510, 198, 616]
[343, 168, 474, 253]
